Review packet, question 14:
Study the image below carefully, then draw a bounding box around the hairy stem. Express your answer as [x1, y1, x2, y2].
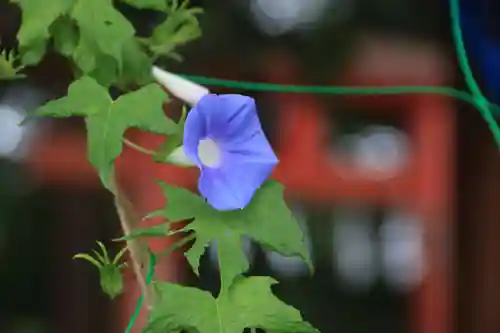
[111, 176, 152, 309]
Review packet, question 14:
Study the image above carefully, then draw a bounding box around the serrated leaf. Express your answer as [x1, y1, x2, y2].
[34, 76, 178, 187]
[70, 0, 135, 70]
[119, 0, 168, 11]
[13, 0, 139, 72]
[144, 276, 318, 333]
[86, 84, 177, 186]
[72, 38, 151, 88]
[77, 39, 152, 87]
[155, 180, 312, 290]
[35, 76, 110, 118]
[11, 0, 74, 48]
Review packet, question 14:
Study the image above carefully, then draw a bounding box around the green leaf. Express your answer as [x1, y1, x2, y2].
[144, 276, 318, 333]
[19, 39, 47, 65]
[147, 0, 203, 58]
[119, 39, 154, 86]
[13, 0, 139, 72]
[71, 34, 98, 73]
[70, 0, 135, 70]
[77, 39, 152, 87]
[35, 76, 110, 118]
[34, 76, 177, 187]
[88, 53, 119, 87]
[51, 17, 79, 56]
[69, 38, 151, 87]
[0, 50, 25, 80]
[86, 83, 177, 186]
[11, 0, 74, 48]
[154, 180, 313, 290]
[115, 222, 171, 240]
[119, 0, 168, 11]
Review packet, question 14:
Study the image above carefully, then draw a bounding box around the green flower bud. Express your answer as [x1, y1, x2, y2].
[99, 264, 125, 299]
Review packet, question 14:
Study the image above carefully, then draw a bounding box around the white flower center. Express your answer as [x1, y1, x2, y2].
[198, 138, 222, 167]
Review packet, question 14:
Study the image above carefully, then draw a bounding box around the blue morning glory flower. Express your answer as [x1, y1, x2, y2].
[181, 94, 279, 211]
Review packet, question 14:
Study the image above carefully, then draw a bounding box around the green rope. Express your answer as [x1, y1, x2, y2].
[126, 0, 500, 332]
[124, 251, 156, 333]
[124, 235, 195, 333]
[177, 0, 500, 148]
[179, 75, 475, 100]
[449, 0, 500, 145]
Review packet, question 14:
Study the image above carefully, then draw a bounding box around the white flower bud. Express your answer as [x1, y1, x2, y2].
[152, 66, 209, 106]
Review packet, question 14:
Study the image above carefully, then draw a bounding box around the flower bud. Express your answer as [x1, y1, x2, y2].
[99, 265, 124, 299]
[152, 66, 209, 106]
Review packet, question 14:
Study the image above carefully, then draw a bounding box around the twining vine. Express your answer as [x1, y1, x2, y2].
[1, 0, 499, 332]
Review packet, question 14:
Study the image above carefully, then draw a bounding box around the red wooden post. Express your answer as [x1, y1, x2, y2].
[262, 37, 455, 333]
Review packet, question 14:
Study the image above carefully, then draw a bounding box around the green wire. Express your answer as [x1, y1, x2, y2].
[179, 75, 473, 100]
[176, 0, 500, 148]
[449, 0, 500, 146]
[125, 0, 500, 332]
[124, 251, 156, 333]
[449, 0, 482, 99]
[124, 235, 194, 333]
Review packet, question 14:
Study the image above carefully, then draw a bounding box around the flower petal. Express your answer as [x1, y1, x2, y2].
[198, 155, 277, 211]
[198, 133, 278, 211]
[194, 94, 261, 141]
[184, 93, 279, 210]
[221, 128, 277, 162]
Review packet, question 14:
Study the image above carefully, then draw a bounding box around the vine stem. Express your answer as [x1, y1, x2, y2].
[110, 175, 153, 310]
[124, 138, 156, 155]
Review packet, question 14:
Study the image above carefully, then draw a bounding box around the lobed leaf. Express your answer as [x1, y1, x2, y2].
[144, 276, 318, 333]
[147, 0, 203, 59]
[70, 0, 134, 71]
[154, 180, 313, 290]
[34, 76, 177, 187]
[11, 0, 74, 50]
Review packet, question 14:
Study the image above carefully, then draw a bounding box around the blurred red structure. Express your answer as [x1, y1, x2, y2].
[26, 36, 454, 333]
